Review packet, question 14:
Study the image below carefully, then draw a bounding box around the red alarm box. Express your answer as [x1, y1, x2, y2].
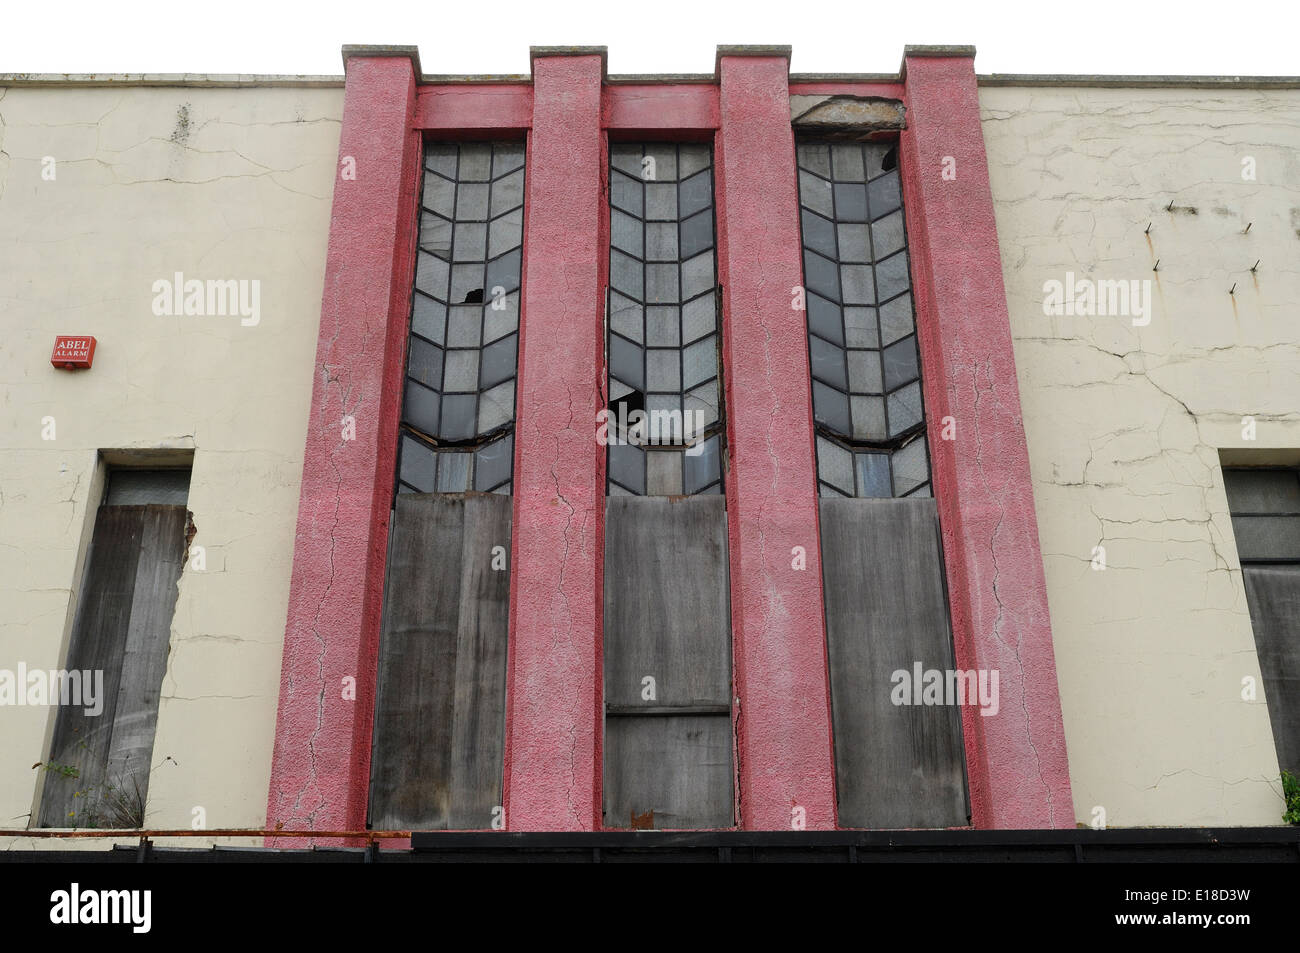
[51, 336, 97, 369]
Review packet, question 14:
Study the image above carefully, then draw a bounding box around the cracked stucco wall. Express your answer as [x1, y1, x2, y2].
[981, 85, 1300, 826]
[0, 83, 342, 846]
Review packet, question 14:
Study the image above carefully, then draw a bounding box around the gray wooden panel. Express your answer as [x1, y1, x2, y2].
[1242, 566, 1300, 775]
[603, 715, 734, 829]
[819, 497, 969, 828]
[369, 493, 511, 830]
[40, 505, 186, 828]
[603, 495, 730, 707]
[370, 495, 462, 829]
[448, 495, 512, 828]
[102, 506, 186, 812]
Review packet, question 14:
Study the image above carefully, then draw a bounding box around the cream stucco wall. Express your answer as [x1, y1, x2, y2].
[0, 82, 342, 847]
[982, 84, 1300, 826]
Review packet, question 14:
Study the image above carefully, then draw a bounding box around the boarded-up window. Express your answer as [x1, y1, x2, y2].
[819, 498, 968, 828]
[602, 143, 734, 828]
[38, 468, 189, 828]
[797, 140, 968, 827]
[370, 141, 524, 830]
[1224, 467, 1300, 777]
[369, 494, 511, 829]
[603, 496, 733, 829]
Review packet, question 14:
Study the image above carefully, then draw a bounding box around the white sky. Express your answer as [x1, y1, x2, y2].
[2, 0, 1295, 77]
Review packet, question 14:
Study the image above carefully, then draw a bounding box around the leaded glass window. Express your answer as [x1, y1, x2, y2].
[795, 140, 931, 499]
[396, 141, 524, 495]
[606, 143, 724, 496]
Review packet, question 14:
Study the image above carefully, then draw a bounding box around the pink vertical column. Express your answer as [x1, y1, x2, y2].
[714, 48, 838, 831]
[899, 46, 1073, 828]
[502, 49, 607, 831]
[265, 47, 421, 843]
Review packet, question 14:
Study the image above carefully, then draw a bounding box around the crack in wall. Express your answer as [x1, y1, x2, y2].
[984, 84, 1300, 826]
[969, 355, 1054, 825]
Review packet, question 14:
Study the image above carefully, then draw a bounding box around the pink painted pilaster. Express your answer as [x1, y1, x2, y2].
[265, 48, 421, 844]
[502, 49, 607, 831]
[899, 47, 1073, 828]
[714, 49, 838, 831]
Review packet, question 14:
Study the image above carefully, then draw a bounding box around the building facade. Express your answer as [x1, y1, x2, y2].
[1, 44, 1297, 849]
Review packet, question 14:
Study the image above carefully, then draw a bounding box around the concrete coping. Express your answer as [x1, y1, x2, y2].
[714, 44, 792, 80]
[341, 44, 422, 78]
[980, 73, 1300, 88]
[903, 44, 978, 58]
[899, 45, 977, 80]
[3, 60, 1299, 92]
[530, 46, 609, 80]
[0, 73, 345, 87]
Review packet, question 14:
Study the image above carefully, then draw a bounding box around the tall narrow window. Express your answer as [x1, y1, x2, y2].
[369, 141, 521, 831]
[602, 143, 733, 830]
[397, 141, 523, 494]
[796, 141, 929, 499]
[1223, 466, 1300, 779]
[38, 467, 190, 828]
[606, 142, 724, 496]
[796, 139, 968, 828]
